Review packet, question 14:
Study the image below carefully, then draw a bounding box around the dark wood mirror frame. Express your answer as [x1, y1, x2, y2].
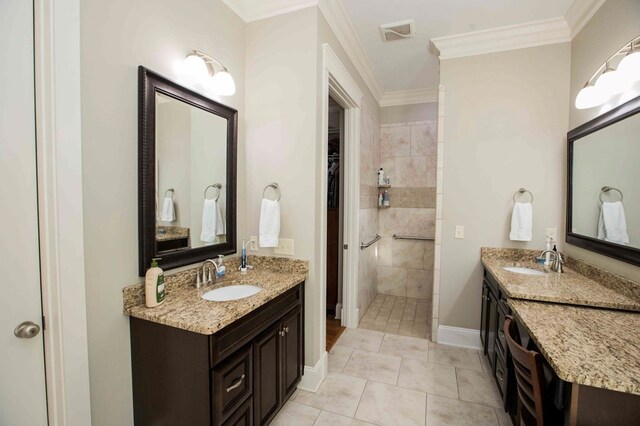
[567, 93, 640, 267]
[138, 66, 237, 276]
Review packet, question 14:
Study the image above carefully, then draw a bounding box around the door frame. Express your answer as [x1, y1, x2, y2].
[318, 44, 363, 359]
[34, 0, 92, 423]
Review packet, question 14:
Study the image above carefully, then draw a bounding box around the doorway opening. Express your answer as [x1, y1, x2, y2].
[326, 96, 346, 351]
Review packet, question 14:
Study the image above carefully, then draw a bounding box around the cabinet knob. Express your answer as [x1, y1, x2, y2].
[279, 330, 285, 337]
[284, 326, 290, 334]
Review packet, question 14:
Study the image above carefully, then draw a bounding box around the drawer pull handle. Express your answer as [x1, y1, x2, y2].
[284, 326, 290, 334]
[279, 330, 285, 337]
[226, 374, 245, 392]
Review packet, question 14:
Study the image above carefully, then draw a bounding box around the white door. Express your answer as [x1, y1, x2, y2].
[0, 0, 49, 424]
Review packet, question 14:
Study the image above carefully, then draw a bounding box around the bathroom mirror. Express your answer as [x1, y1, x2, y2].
[567, 94, 640, 266]
[139, 66, 237, 275]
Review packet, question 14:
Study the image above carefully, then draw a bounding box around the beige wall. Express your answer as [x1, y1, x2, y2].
[439, 43, 571, 329]
[244, 7, 319, 364]
[567, 0, 640, 280]
[80, 0, 246, 423]
[380, 103, 437, 124]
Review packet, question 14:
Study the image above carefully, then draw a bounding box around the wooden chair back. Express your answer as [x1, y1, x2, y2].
[504, 316, 545, 426]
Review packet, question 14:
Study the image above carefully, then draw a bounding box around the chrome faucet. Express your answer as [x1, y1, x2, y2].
[196, 259, 222, 288]
[539, 249, 564, 273]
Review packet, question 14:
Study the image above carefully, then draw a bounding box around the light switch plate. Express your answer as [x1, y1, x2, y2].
[546, 228, 558, 242]
[274, 238, 294, 256]
[454, 225, 464, 239]
[248, 236, 258, 251]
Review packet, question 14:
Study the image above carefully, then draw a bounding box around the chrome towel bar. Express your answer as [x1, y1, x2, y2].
[393, 234, 434, 241]
[360, 234, 381, 250]
[599, 186, 623, 203]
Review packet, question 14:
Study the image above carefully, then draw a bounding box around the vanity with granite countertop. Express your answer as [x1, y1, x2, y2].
[123, 255, 308, 426]
[480, 247, 640, 425]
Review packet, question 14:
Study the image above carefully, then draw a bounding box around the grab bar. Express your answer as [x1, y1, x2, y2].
[360, 234, 381, 250]
[393, 234, 434, 241]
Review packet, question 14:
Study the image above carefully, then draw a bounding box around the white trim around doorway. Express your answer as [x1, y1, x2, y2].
[34, 0, 92, 423]
[313, 44, 363, 388]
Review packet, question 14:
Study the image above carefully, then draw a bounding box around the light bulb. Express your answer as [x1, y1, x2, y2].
[182, 54, 208, 82]
[575, 83, 607, 110]
[210, 70, 236, 96]
[618, 46, 640, 85]
[595, 64, 628, 96]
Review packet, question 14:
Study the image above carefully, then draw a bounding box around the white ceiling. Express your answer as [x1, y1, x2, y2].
[341, 0, 574, 92]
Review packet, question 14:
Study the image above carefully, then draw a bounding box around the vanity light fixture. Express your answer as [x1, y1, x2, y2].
[182, 50, 236, 96]
[575, 35, 640, 109]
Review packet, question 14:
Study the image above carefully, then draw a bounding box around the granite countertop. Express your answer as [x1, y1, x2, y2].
[481, 248, 640, 312]
[156, 226, 189, 242]
[509, 299, 640, 395]
[123, 256, 308, 335]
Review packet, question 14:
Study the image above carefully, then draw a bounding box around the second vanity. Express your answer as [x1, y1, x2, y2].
[123, 256, 308, 426]
[480, 248, 640, 425]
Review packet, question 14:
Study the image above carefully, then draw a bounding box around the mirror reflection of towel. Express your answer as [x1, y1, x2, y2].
[597, 201, 629, 245]
[160, 197, 175, 222]
[201, 199, 217, 243]
[215, 201, 225, 236]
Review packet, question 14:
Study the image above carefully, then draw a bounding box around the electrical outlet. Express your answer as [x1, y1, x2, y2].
[249, 236, 258, 251]
[274, 238, 294, 256]
[454, 225, 464, 239]
[546, 228, 558, 242]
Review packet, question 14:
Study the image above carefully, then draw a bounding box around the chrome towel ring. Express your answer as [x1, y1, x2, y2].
[263, 182, 281, 201]
[599, 186, 623, 204]
[204, 183, 222, 201]
[164, 188, 174, 199]
[513, 188, 534, 204]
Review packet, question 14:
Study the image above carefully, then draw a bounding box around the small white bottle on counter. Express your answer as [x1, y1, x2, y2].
[145, 258, 165, 308]
[378, 168, 385, 186]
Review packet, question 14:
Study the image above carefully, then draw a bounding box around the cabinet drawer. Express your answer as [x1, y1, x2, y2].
[496, 307, 507, 357]
[212, 344, 253, 425]
[495, 349, 507, 397]
[222, 397, 253, 426]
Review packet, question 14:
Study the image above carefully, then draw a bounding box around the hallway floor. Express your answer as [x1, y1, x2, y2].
[358, 294, 432, 340]
[272, 328, 511, 426]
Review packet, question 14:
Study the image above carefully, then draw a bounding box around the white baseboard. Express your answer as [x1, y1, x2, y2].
[298, 350, 328, 392]
[437, 325, 482, 349]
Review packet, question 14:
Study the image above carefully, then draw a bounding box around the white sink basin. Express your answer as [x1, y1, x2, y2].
[502, 267, 546, 276]
[202, 285, 262, 302]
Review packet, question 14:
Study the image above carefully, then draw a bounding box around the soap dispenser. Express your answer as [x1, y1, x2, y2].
[216, 255, 226, 279]
[145, 258, 165, 308]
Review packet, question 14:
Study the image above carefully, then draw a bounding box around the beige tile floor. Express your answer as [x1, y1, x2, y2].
[272, 328, 513, 426]
[358, 294, 432, 340]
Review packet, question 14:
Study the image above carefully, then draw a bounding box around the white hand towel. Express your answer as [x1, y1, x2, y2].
[160, 197, 175, 222]
[215, 201, 225, 236]
[200, 199, 217, 243]
[259, 199, 280, 247]
[509, 202, 532, 241]
[597, 201, 629, 245]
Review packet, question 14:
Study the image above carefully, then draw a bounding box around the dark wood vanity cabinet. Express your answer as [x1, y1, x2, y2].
[130, 282, 304, 426]
[480, 270, 515, 416]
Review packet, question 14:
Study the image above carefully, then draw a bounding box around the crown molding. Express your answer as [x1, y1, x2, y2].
[565, 0, 607, 39]
[431, 17, 571, 60]
[318, 0, 384, 103]
[222, 0, 318, 22]
[380, 88, 438, 107]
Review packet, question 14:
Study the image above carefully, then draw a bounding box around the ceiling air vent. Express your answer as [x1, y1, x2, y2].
[379, 19, 416, 42]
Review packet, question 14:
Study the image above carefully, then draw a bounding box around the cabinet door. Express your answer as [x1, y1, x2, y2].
[281, 307, 303, 400]
[480, 282, 490, 353]
[253, 322, 282, 425]
[486, 291, 498, 373]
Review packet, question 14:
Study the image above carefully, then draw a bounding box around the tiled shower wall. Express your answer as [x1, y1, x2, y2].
[358, 104, 380, 319]
[377, 120, 437, 301]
